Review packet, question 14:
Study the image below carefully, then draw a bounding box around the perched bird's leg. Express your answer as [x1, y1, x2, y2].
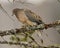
[22, 25, 26, 28]
[22, 24, 30, 29]
[26, 20, 37, 27]
[22, 25, 28, 28]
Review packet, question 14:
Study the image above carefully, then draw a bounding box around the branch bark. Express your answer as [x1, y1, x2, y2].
[0, 20, 60, 36]
[0, 41, 59, 48]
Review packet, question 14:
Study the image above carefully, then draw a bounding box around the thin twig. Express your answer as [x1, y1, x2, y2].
[0, 4, 15, 22]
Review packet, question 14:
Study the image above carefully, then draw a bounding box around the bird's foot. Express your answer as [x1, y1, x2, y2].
[22, 25, 27, 28]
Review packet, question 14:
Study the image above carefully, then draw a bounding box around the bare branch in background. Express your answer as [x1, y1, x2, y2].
[10, 0, 33, 5]
[8, 0, 14, 3]
[58, 0, 60, 2]
[0, 4, 15, 22]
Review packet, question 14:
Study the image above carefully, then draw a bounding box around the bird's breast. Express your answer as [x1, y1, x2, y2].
[17, 12, 29, 23]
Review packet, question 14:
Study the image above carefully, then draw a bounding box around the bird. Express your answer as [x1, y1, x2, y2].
[12, 8, 44, 44]
[12, 8, 44, 27]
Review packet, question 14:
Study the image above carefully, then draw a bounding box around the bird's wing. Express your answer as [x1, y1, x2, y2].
[24, 9, 44, 25]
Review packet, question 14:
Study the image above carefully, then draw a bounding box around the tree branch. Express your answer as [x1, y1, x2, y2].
[0, 20, 60, 48]
[0, 41, 59, 48]
[0, 20, 60, 36]
[0, 41, 32, 47]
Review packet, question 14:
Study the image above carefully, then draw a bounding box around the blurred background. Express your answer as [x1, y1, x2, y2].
[0, 0, 60, 48]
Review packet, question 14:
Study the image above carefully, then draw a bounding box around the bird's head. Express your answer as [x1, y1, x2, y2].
[12, 8, 24, 16]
